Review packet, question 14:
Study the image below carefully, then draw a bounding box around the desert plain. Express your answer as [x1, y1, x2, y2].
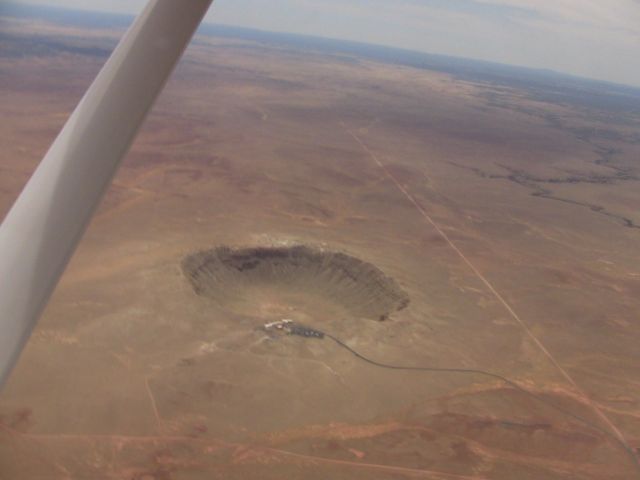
[1, 7, 640, 479]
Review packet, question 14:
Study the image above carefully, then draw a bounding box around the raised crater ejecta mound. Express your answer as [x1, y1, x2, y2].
[182, 245, 410, 320]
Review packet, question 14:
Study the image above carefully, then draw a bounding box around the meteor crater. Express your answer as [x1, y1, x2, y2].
[182, 245, 409, 320]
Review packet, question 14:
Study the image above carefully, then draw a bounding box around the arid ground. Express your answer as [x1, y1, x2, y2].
[1, 7, 640, 480]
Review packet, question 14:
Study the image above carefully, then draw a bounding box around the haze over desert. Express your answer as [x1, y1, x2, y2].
[1, 5, 640, 479]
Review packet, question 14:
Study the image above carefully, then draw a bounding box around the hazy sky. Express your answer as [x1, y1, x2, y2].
[13, 0, 640, 87]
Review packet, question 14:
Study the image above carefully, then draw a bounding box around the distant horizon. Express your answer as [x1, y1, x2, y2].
[6, 0, 640, 90]
[3, 0, 640, 91]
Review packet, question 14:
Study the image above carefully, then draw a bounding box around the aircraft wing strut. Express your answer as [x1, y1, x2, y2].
[0, 0, 213, 387]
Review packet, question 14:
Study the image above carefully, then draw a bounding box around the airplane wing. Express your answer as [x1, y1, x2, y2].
[0, 0, 213, 387]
